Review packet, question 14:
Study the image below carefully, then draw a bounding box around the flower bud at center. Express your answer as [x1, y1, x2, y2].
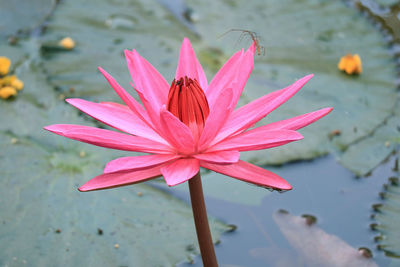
[167, 76, 209, 140]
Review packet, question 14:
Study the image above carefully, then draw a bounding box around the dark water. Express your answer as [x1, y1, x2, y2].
[173, 154, 399, 267]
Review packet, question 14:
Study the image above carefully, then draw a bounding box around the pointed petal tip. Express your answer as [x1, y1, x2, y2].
[293, 131, 304, 140]
[78, 186, 88, 192]
[165, 179, 188, 187]
[278, 181, 292, 191]
[98, 66, 109, 77]
[305, 73, 314, 80]
[103, 163, 113, 174]
[124, 49, 132, 56]
[78, 183, 98, 192]
[65, 98, 79, 105]
[43, 125, 52, 132]
[43, 124, 61, 133]
[248, 42, 256, 54]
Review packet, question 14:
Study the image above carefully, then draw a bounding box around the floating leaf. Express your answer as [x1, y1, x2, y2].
[340, 107, 400, 176]
[0, 0, 56, 38]
[371, 163, 400, 258]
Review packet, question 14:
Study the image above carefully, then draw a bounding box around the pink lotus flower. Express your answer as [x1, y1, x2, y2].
[44, 38, 332, 192]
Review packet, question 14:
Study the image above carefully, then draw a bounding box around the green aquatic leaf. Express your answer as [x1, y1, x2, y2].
[371, 167, 400, 258]
[40, 0, 194, 102]
[41, 0, 398, 176]
[0, 0, 56, 38]
[340, 106, 400, 176]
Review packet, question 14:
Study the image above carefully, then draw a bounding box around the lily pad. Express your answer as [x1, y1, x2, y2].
[339, 106, 400, 176]
[40, 0, 193, 102]
[371, 164, 400, 258]
[41, 0, 398, 176]
[0, 0, 56, 38]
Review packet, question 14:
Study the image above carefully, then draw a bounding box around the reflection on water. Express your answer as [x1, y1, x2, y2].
[272, 210, 377, 267]
[176, 155, 399, 267]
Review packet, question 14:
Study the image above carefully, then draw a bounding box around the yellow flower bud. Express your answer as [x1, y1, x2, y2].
[0, 86, 17, 99]
[59, 37, 75, 50]
[1, 75, 16, 86]
[11, 78, 24, 90]
[338, 54, 362, 75]
[0, 57, 11, 76]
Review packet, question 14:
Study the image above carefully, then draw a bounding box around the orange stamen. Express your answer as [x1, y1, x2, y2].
[167, 76, 209, 140]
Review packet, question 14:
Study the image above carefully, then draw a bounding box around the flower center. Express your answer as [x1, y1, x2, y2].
[167, 76, 209, 141]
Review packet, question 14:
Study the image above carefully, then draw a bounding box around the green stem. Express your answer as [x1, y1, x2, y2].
[188, 172, 218, 267]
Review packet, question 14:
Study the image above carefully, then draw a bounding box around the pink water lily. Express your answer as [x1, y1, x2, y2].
[44, 38, 332, 192]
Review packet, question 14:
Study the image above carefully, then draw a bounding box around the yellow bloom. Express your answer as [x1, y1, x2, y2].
[338, 54, 362, 75]
[0, 75, 16, 86]
[59, 37, 75, 50]
[11, 77, 24, 90]
[0, 57, 11, 76]
[0, 86, 17, 99]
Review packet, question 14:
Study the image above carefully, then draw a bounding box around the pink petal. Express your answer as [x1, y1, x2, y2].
[79, 165, 163, 191]
[212, 74, 313, 145]
[260, 107, 333, 131]
[104, 154, 181, 173]
[206, 49, 244, 107]
[175, 38, 208, 91]
[207, 43, 255, 111]
[66, 98, 166, 144]
[193, 150, 240, 164]
[208, 129, 303, 152]
[44, 124, 172, 153]
[159, 107, 195, 154]
[125, 49, 169, 113]
[100, 101, 130, 110]
[161, 158, 200, 186]
[130, 81, 161, 129]
[201, 160, 292, 190]
[98, 67, 152, 127]
[198, 87, 234, 151]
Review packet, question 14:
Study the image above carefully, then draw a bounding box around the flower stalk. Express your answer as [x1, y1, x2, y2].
[188, 172, 218, 267]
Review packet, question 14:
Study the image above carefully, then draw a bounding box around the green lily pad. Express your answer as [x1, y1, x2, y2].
[40, 0, 192, 102]
[0, 0, 56, 38]
[0, 51, 228, 266]
[41, 0, 398, 176]
[371, 166, 400, 258]
[339, 106, 400, 176]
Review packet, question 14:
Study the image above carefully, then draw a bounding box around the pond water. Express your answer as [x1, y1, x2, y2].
[176, 154, 399, 267]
